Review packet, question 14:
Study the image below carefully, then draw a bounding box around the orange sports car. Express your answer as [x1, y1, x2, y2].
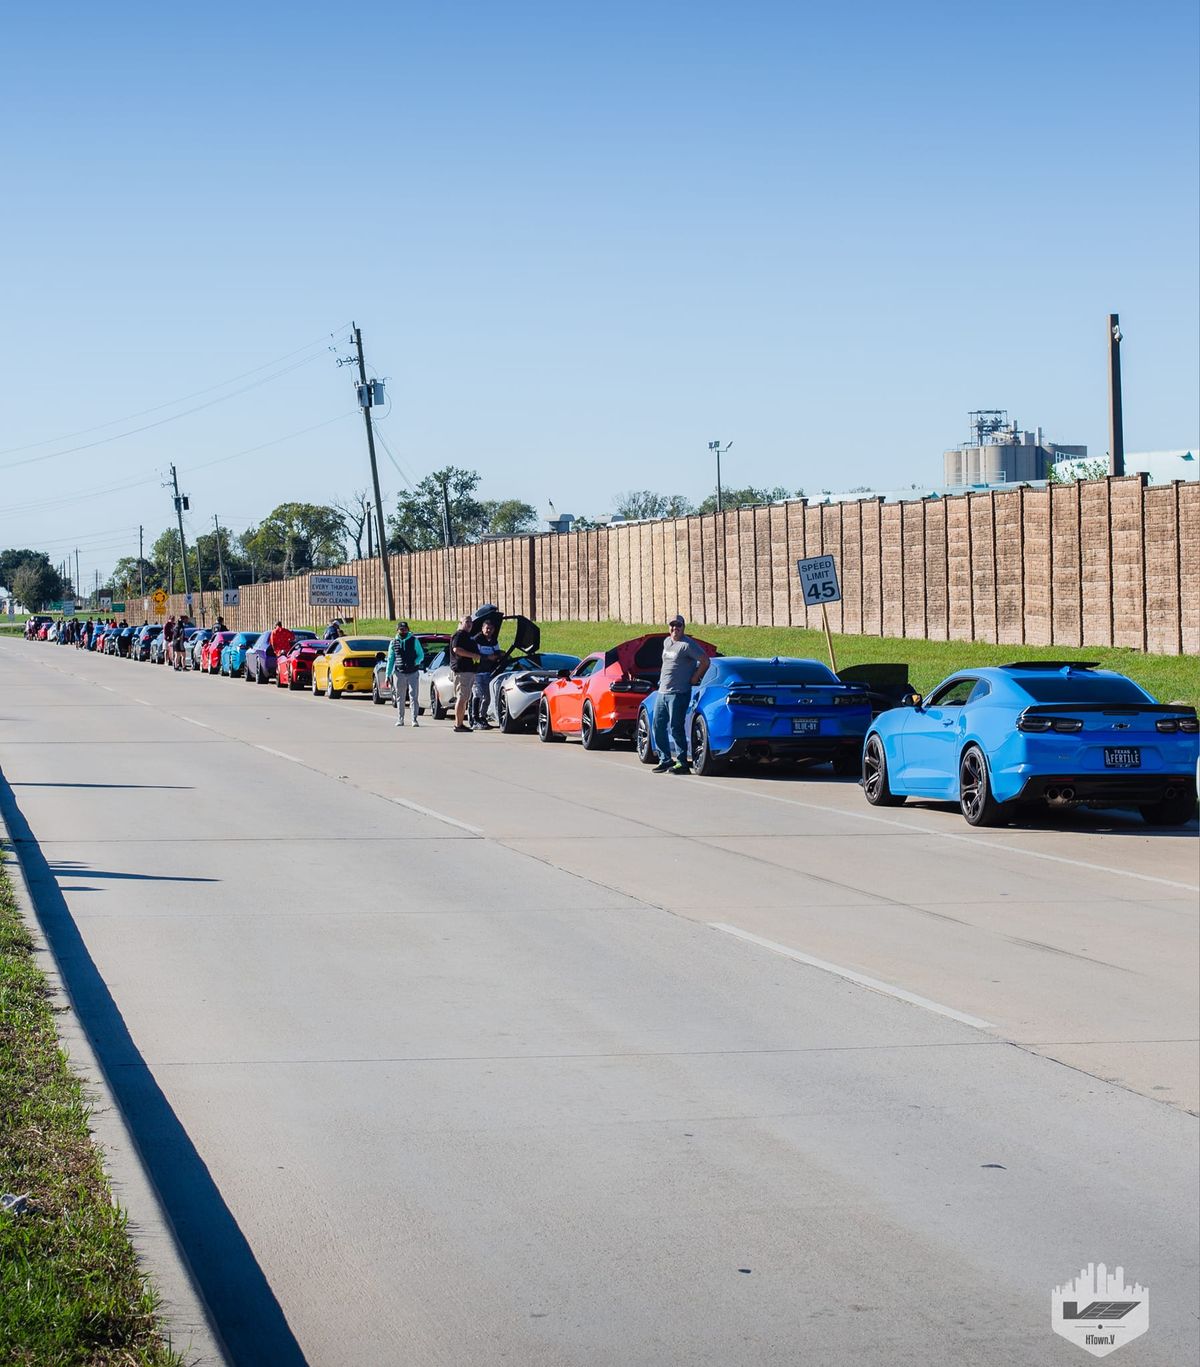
[537, 633, 718, 749]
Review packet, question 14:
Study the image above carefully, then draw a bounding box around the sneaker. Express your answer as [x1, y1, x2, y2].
[476, 721, 492, 730]
[395, 719, 404, 727]
[652, 760, 672, 773]
[453, 725, 471, 733]
[670, 761, 690, 775]
[411, 719, 419, 727]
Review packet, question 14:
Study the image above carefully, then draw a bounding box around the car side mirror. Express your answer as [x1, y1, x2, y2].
[909, 693, 923, 709]
[557, 669, 570, 678]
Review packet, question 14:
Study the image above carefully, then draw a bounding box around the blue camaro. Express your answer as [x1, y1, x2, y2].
[636, 656, 873, 776]
[219, 631, 262, 677]
[862, 662, 1199, 827]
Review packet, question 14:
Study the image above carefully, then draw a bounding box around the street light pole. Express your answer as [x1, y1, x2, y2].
[708, 440, 733, 513]
[1108, 314, 1125, 477]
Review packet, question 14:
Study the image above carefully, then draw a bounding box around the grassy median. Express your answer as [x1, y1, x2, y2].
[349, 618, 1199, 709]
[0, 847, 180, 1366]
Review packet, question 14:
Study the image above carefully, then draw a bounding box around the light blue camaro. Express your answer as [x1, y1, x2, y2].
[635, 656, 873, 776]
[219, 631, 262, 678]
[862, 662, 1199, 827]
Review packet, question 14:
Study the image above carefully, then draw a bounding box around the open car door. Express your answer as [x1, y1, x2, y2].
[836, 663, 917, 717]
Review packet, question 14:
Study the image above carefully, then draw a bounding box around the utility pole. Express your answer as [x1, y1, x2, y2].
[138, 526, 145, 599]
[366, 502, 374, 558]
[194, 537, 206, 626]
[1108, 314, 1125, 477]
[212, 514, 227, 596]
[168, 464, 192, 609]
[353, 324, 395, 619]
[74, 549, 80, 601]
[708, 440, 733, 513]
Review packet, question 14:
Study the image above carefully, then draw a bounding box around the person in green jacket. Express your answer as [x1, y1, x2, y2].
[385, 623, 425, 727]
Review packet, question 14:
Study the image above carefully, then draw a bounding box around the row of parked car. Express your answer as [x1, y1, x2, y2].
[27, 610, 1200, 828]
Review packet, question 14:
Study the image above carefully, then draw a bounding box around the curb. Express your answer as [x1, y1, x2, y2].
[0, 808, 228, 1367]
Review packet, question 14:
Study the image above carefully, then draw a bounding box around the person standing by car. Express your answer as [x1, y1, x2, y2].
[162, 616, 175, 664]
[172, 614, 189, 670]
[470, 616, 501, 729]
[450, 615, 482, 733]
[385, 622, 425, 727]
[324, 618, 345, 641]
[269, 620, 294, 663]
[653, 614, 710, 774]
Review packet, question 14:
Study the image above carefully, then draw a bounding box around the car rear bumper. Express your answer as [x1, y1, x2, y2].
[1016, 773, 1197, 805]
[719, 737, 863, 761]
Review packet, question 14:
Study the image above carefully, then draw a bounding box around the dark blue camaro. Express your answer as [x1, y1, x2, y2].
[636, 657, 873, 776]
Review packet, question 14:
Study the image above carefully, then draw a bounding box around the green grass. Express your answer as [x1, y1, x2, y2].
[349, 618, 1199, 708]
[0, 848, 181, 1366]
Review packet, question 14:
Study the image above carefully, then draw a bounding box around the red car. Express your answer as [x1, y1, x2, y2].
[199, 630, 237, 673]
[538, 632, 718, 749]
[276, 639, 331, 690]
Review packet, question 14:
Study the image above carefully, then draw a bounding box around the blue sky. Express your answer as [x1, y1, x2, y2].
[1, 0, 1196, 589]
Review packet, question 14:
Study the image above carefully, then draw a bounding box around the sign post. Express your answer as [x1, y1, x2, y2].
[796, 555, 842, 672]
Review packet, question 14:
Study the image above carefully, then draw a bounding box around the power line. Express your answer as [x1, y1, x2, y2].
[0, 323, 353, 459]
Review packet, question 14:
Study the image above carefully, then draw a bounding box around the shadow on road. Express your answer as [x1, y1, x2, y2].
[48, 862, 219, 885]
[12, 782, 195, 790]
[0, 775, 309, 1367]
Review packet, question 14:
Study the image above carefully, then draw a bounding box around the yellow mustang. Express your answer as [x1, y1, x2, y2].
[310, 637, 392, 698]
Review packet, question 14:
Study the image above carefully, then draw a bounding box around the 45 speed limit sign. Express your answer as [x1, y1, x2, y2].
[796, 555, 841, 605]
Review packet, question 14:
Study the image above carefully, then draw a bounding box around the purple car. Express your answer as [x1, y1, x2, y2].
[244, 629, 317, 684]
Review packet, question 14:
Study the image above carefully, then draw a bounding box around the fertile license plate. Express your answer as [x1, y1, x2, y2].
[1104, 747, 1141, 768]
[792, 718, 820, 735]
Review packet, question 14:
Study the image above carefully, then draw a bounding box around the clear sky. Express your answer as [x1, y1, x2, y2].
[2, 0, 1196, 590]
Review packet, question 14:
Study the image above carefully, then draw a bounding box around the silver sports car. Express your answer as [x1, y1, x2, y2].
[488, 653, 581, 732]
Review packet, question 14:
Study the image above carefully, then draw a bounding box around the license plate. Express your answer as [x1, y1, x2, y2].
[1104, 747, 1141, 768]
[792, 718, 820, 735]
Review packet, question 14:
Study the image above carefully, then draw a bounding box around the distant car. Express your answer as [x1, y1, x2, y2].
[310, 636, 393, 698]
[149, 632, 168, 665]
[276, 639, 331, 690]
[245, 629, 317, 684]
[862, 661, 1200, 827]
[370, 633, 452, 705]
[219, 631, 261, 677]
[26, 615, 53, 639]
[104, 627, 124, 656]
[132, 625, 161, 661]
[200, 630, 237, 673]
[487, 652, 582, 732]
[185, 628, 212, 670]
[635, 657, 873, 776]
[420, 649, 456, 719]
[538, 633, 719, 749]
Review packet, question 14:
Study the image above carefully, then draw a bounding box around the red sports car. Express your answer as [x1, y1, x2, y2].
[538, 632, 718, 749]
[200, 630, 238, 673]
[276, 639, 331, 689]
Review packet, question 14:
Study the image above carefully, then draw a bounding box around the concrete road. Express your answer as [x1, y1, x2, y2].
[1, 637, 1196, 1367]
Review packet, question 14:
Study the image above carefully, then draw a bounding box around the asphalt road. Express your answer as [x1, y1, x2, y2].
[1, 637, 1197, 1367]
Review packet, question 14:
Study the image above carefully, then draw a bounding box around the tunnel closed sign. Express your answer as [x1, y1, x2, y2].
[309, 575, 361, 608]
[797, 555, 841, 605]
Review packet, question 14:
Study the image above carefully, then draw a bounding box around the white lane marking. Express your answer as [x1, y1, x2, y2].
[254, 744, 303, 764]
[596, 758, 1199, 893]
[390, 796, 482, 837]
[709, 922, 994, 1029]
[178, 715, 215, 731]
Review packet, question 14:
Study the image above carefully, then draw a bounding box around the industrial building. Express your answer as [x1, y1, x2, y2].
[943, 410, 1086, 486]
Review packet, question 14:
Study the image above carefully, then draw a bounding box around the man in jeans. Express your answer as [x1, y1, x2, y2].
[652, 614, 710, 774]
[385, 622, 425, 727]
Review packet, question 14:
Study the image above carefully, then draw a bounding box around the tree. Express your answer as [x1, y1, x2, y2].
[613, 490, 694, 521]
[387, 466, 490, 551]
[0, 548, 52, 589]
[13, 558, 64, 612]
[483, 499, 538, 537]
[1048, 458, 1109, 484]
[240, 503, 346, 580]
[332, 490, 373, 559]
[695, 485, 795, 515]
[107, 556, 157, 598]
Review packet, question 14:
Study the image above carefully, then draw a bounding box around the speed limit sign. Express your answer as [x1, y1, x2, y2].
[796, 555, 841, 605]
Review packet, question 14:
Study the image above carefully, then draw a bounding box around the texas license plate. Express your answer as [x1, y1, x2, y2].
[1104, 747, 1141, 768]
[792, 718, 820, 735]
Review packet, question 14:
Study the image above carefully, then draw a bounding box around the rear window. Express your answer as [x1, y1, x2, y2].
[347, 639, 390, 653]
[721, 659, 839, 685]
[1016, 674, 1153, 704]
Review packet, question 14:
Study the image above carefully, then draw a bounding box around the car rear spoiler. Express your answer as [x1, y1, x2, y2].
[1019, 702, 1197, 716]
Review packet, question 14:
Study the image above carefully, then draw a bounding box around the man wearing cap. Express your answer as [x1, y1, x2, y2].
[385, 622, 425, 727]
[653, 615, 709, 774]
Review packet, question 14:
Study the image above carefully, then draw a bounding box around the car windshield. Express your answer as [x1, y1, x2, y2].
[1015, 674, 1153, 704]
[720, 659, 839, 685]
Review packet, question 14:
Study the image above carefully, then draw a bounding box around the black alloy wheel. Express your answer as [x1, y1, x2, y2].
[958, 745, 1009, 827]
[372, 681, 385, 705]
[690, 715, 725, 777]
[497, 691, 521, 734]
[862, 735, 905, 807]
[430, 686, 447, 721]
[1139, 792, 1198, 827]
[580, 702, 610, 751]
[538, 699, 562, 742]
[635, 709, 656, 764]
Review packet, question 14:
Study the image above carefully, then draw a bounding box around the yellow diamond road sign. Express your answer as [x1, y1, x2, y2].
[152, 589, 167, 606]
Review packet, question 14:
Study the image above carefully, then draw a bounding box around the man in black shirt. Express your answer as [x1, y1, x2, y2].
[449, 615, 481, 733]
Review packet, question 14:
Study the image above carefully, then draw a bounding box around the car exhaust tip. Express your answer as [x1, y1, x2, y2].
[1045, 786, 1060, 800]
[1061, 786, 1075, 801]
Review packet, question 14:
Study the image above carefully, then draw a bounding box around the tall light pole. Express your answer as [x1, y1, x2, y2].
[352, 324, 396, 620]
[708, 440, 733, 512]
[1108, 314, 1125, 477]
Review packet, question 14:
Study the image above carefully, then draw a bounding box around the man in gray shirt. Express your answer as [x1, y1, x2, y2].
[653, 614, 710, 774]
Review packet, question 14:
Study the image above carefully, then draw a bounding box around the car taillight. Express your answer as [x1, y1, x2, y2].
[833, 693, 867, 706]
[611, 678, 652, 693]
[1018, 715, 1082, 733]
[344, 657, 371, 668]
[729, 692, 774, 706]
[1157, 716, 1198, 733]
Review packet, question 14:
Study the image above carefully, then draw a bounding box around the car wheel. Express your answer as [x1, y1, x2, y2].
[1139, 792, 1198, 826]
[326, 675, 341, 699]
[538, 699, 562, 742]
[256, 666, 267, 684]
[958, 745, 1009, 827]
[691, 715, 725, 776]
[497, 692, 521, 734]
[372, 681, 385, 705]
[635, 708, 657, 764]
[430, 686, 447, 721]
[862, 735, 906, 807]
[311, 673, 320, 696]
[832, 747, 861, 777]
[580, 702, 610, 751]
